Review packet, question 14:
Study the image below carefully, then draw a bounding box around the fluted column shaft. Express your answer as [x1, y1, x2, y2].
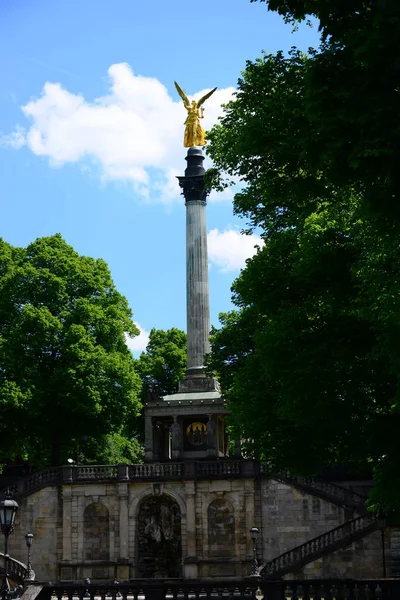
[178, 148, 210, 379]
[186, 198, 210, 374]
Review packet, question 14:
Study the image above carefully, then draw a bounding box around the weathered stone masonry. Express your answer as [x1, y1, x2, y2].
[5, 464, 398, 583]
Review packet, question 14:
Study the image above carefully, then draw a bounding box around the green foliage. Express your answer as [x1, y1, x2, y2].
[82, 433, 144, 465]
[0, 234, 142, 467]
[250, 0, 400, 218]
[207, 43, 400, 512]
[135, 328, 187, 399]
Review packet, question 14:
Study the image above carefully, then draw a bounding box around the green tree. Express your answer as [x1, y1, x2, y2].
[81, 433, 144, 465]
[251, 0, 400, 218]
[206, 48, 400, 512]
[135, 328, 187, 399]
[0, 234, 142, 467]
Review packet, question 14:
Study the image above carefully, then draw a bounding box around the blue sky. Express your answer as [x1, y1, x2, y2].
[0, 0, 319, 353]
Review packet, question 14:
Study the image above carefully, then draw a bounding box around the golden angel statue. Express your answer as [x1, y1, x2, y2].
[174, 81, 217, 147]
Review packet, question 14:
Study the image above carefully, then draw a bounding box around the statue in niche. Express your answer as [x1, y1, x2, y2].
[186, 422, 207, 446]
[83, 503, 109, 560]
[137, 495, 182, 578]
[208, 498, 235, 558]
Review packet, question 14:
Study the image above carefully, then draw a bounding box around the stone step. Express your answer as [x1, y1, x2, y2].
[260, 513, 380, 579]
[272, 472, 367, 513]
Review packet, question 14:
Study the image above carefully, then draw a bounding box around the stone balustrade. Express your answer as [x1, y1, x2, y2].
[36, 579, 396, 600]
[0, 460, 262, 497]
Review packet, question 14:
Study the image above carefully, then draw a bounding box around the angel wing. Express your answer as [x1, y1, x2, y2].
[197, 87, 217, 108]
[174, 81, 190, 108]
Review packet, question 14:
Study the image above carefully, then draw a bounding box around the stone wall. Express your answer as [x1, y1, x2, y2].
[4, 474, 396, 582]
[261, 479, 348, 563]
[7, 486, 60, 583]
[297, 529, 383, 579]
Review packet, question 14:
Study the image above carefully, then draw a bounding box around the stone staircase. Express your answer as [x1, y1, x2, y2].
[0, 552, 33, 583]
[260, 513, 380, 579]
[272, 472, 368, 514]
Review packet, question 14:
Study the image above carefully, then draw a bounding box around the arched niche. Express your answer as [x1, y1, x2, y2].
[137, 494, 182, 578]
[83, 502, 110, 560]
[208, 498, 235, 557]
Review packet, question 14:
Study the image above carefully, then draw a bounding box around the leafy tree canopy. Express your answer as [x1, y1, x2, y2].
[206, 44, 400, 512]
[135, 328, 187, 399]
[250, 0, 400, 219]
[0, 234, 142, 467]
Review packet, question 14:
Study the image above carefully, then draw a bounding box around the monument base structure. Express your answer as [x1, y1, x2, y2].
[0, 99, 393, 587]
[144, 147, 229, 464]
[1, 151, 395, 585]
[3, 462, 391, 584]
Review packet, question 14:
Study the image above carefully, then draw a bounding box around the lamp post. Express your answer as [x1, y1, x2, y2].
[0, 492, 19, 600]
[250, 527, 260, 578]
[24, 534, 33, 581]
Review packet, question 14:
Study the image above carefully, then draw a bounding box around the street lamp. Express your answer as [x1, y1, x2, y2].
[0, 492, 19, 600]
[24, 534, 34, 581]
[250, 527, 260, 578]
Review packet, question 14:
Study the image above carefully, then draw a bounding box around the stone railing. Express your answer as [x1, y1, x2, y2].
[260, 513, 380, 579]
[196, 460, 243, 477]
[0, 552, 33, 583]
[129, 463, 184, 479]
[272, 471, 367, 513]
[74, 466, 118, 481]
[37, 580, 396, 600]
[0, 468, 60, 498]
[23, 468, 59, 493]
[0, 461, 372, 499]
[0, 461, 260, 496]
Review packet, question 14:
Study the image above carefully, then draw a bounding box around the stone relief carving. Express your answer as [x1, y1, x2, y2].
[208, 498, 235, 557]
[83, 503, 110, 560]
[137, 495, 182, 578]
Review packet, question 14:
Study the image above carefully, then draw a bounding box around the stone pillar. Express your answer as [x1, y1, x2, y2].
[144, 416, 154, 461]
[245, 481, 256, 559]
[207, 414, 217, 458]
[184, 481, 198, 578]
[178, 148, 210, 379]
[171, 416, 182, 460]
[62, 486, 72, 561]
[118, 483, 129, 559]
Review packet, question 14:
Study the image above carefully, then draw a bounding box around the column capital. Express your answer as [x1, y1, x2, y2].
[177, 175, 208, 203]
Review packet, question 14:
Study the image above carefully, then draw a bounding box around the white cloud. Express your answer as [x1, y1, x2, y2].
[207, 228, 264, 273]
[0, 125, 26, 149]
[3, 64, 235, 204]
[125, 322, 150, 354]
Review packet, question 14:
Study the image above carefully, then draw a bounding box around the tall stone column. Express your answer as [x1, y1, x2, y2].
[178, 148, 209, 378]
[178, 148, 218, 392]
